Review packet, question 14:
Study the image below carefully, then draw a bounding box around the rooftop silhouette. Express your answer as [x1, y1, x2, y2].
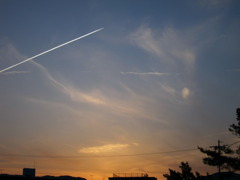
[109, 173, 157, 180]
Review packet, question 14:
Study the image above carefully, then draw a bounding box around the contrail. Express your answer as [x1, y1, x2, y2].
[0, 28, 103, 73]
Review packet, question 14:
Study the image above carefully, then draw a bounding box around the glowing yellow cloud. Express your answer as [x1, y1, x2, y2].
[79, 144, 129, 154]
[182, 87, 190, 99]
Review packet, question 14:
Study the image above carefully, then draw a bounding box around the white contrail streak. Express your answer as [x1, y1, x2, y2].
[0, 28, 104, 73]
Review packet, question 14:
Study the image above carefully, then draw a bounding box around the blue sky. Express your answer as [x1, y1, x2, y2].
[0, 0, 240, 179]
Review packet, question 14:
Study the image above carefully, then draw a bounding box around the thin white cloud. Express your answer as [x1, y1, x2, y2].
[68, 88, 106, 105]
[0, 71, 31, 75]
[120, 72, 170, 76]
[182, 87, 190, 99]
[161, 84, 176, 96]
[79, 144, 129, 154]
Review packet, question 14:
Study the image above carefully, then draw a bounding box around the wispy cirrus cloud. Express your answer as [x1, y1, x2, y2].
[31, 61, 107, 106]
[30, 61, 168, 125]
[0, 71, 31, 75]
[0, 38, 29, 74]
[130, 25, 196, 72]
[160, 84, 176, 96]
[120, 72, 170, 76]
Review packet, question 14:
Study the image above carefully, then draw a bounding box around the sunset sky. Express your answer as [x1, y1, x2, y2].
[0, 0, 240, 180]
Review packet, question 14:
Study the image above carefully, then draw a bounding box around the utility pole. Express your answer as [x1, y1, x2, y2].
[218, 140, 221, 177]
[210, 140, 221, 180]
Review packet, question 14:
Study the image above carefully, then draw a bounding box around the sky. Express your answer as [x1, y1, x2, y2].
[0, 0, 240, 179]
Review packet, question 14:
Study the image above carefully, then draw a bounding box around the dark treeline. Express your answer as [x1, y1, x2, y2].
[163, 108, 240, 180]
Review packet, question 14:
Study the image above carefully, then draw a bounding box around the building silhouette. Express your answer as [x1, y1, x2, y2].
[109, 173, 157, 180]
[23, 168, 36, 177]
[0, 168, 86, 180]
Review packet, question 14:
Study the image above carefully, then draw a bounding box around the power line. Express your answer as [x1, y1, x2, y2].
[3, 140, 239, 160]
[0, 148, 198, 159]
[228, 140, 240, 147]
